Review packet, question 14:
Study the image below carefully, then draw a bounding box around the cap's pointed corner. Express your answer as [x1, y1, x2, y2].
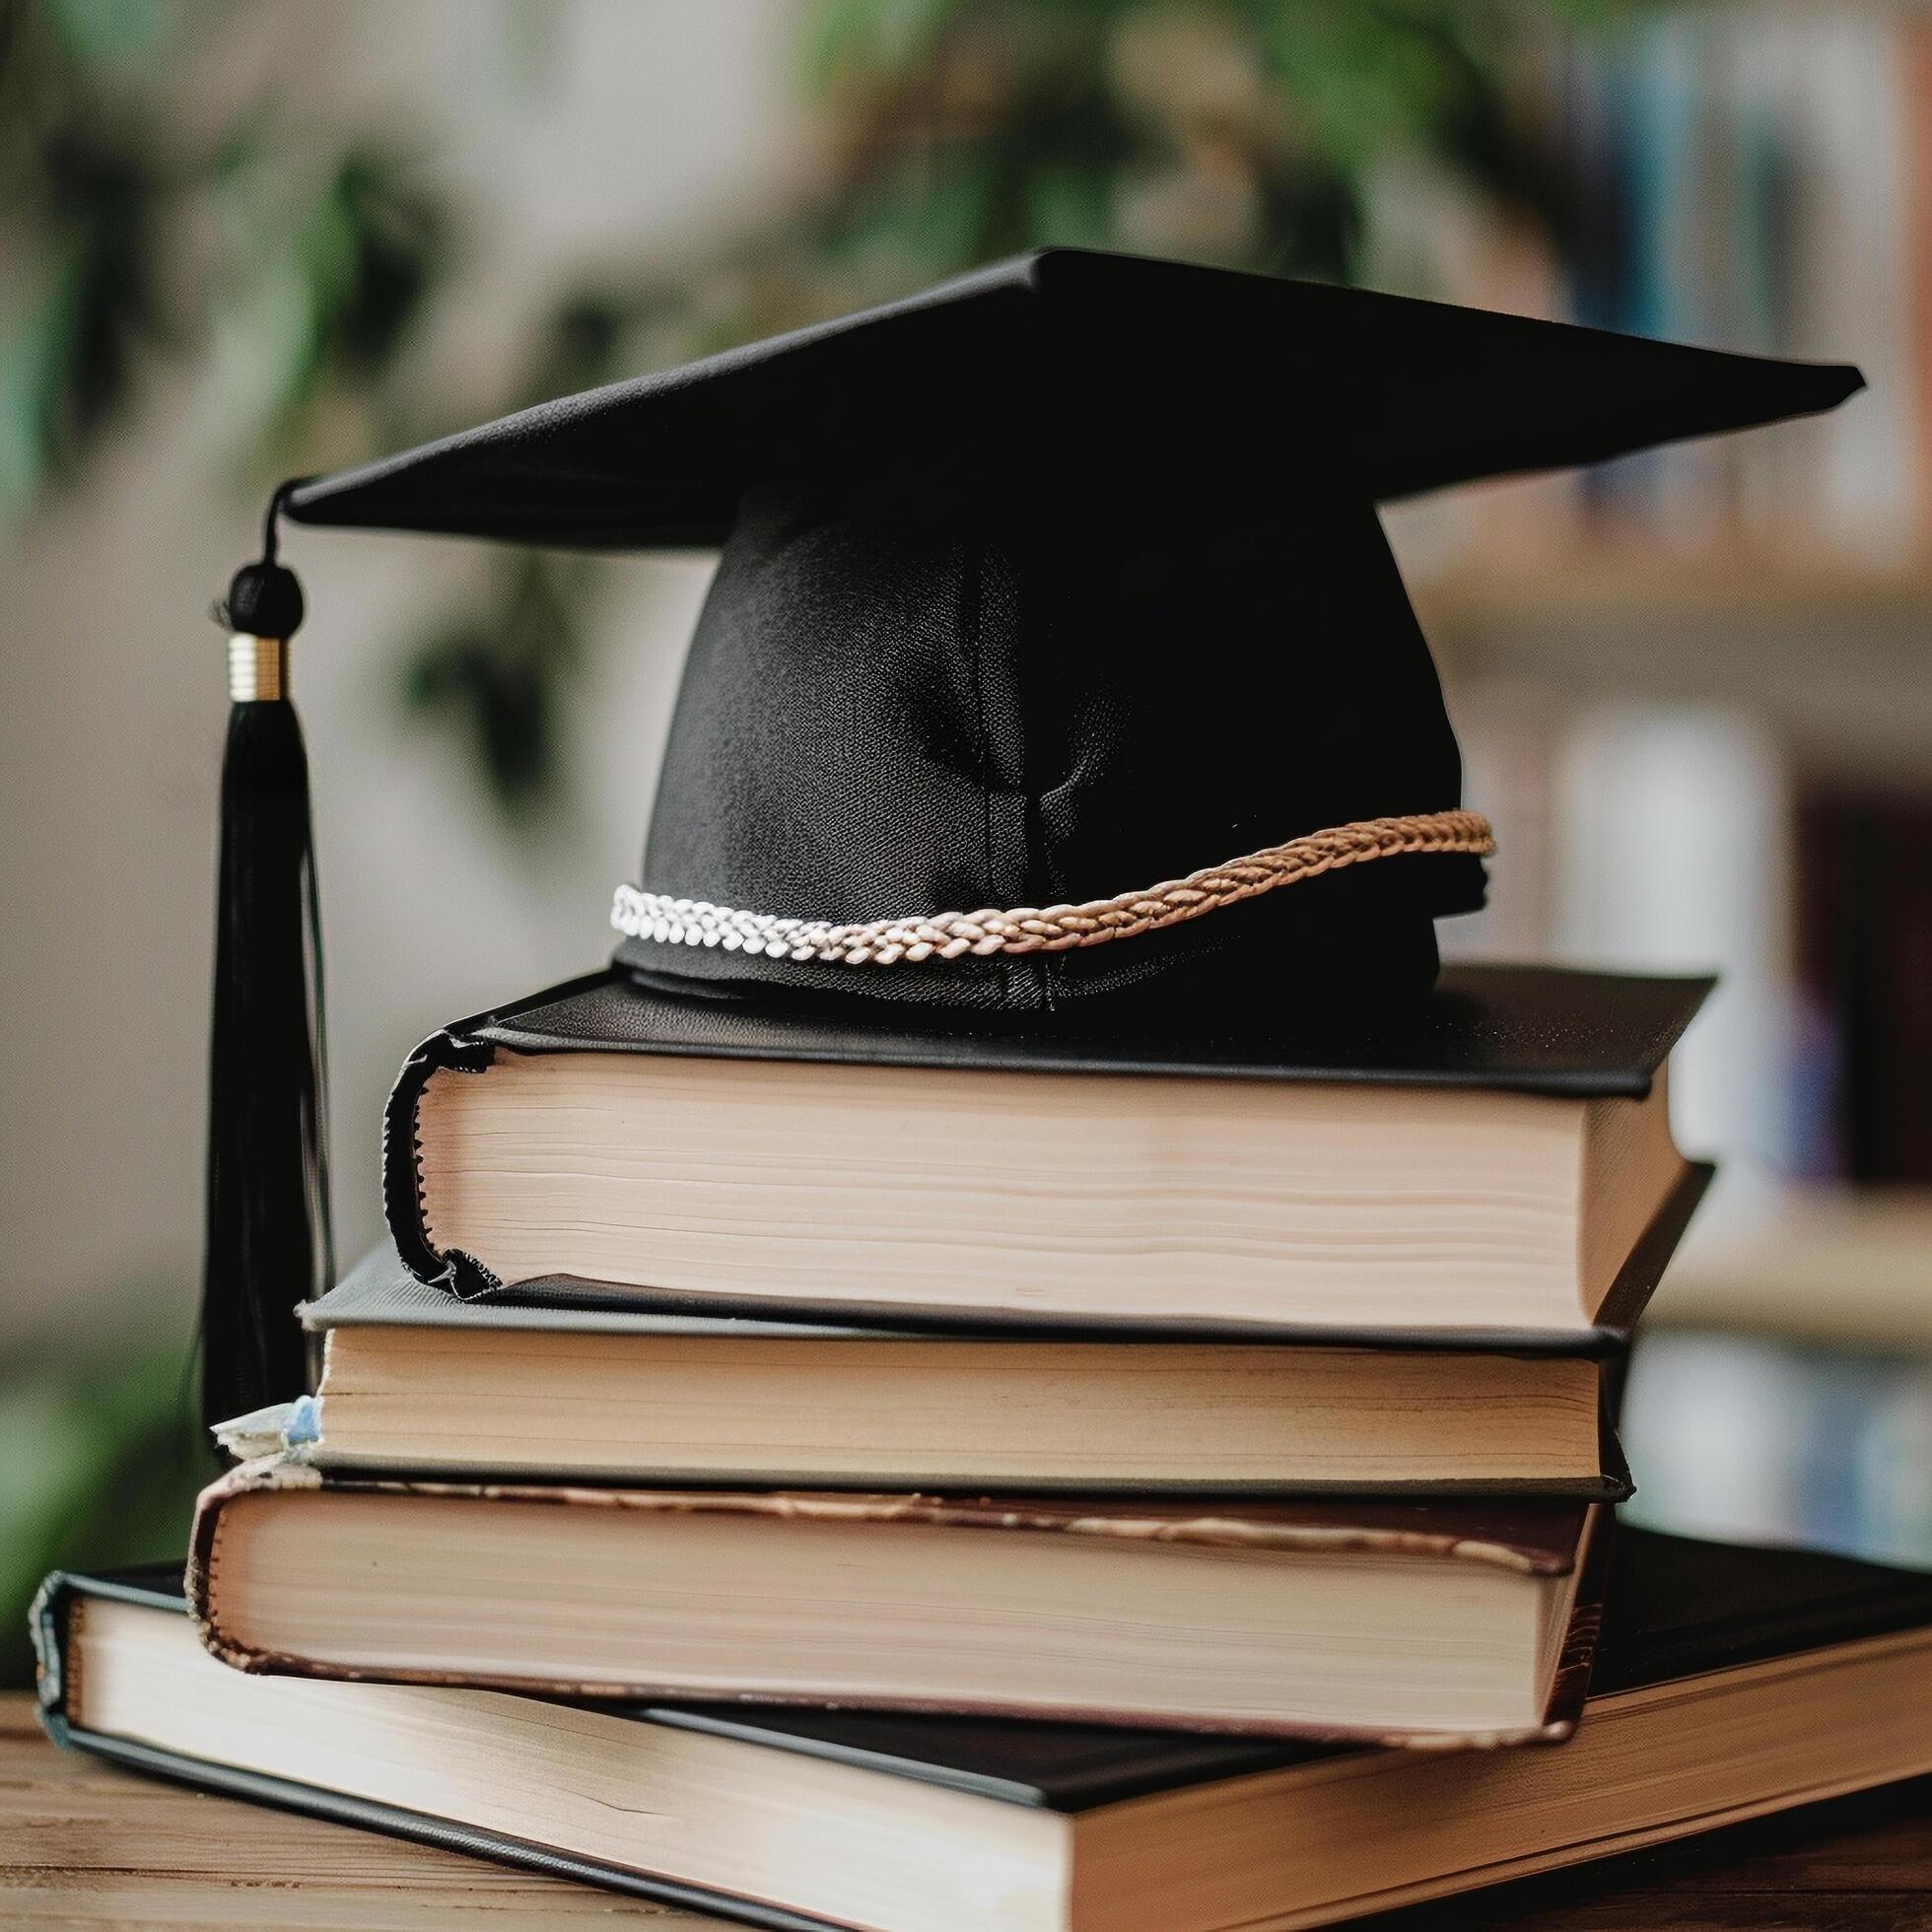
[1788, 359, 1867, 425]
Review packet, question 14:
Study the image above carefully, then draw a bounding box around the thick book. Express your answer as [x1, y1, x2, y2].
[384, 962, 1710, 1339]
[287, 1241, 1649, 1496]
[40, 1530, 1932, 1932]
[187, 1459, 1606, 1745]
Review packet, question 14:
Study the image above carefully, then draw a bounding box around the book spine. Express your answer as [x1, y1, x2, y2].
[381, 1029, 501, 1299]
[29, 1572, 78, 1729]
[186, 1458, 329, 1675]
[1541, 1507, 1613, 1740]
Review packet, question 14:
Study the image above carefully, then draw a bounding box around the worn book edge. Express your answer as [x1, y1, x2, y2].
[184, 1461, 1599, 1745]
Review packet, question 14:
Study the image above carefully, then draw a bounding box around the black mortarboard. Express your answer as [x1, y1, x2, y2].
[201, 247, 1861, 1421]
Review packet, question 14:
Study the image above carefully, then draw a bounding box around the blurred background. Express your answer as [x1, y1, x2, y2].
[2, 0, 1929, 1684]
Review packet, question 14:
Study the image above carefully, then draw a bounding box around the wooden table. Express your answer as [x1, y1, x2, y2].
[5, 1694, 1930, 1929]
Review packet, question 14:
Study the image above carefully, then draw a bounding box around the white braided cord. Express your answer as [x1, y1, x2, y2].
[609, 808, 1493, 968]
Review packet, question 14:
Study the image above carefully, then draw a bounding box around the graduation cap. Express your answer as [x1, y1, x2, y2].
[201, 247, 1862, 1425]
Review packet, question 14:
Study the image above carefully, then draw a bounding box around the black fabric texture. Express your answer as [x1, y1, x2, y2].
[201, 697, 327, 1430]
[283, 250, 1864, 548]
[635, 469, 1479, 1011]
[281, 248, 1864, 1020]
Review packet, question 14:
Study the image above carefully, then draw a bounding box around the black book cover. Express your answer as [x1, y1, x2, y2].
[381, 961, 1712, 1346]
[35, 1528, 1932, 1932]
[298, 1240, 1652, 1499]
[452, 962, 1711, 1096]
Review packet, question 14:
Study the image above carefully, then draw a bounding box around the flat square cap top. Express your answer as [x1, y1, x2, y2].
[285, 248, 1863, 551]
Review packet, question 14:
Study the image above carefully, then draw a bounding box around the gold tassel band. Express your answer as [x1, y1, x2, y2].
[611, 808, 1494, 967]
[228, 634, 289, 703]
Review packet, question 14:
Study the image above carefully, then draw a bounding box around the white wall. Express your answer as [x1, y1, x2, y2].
[0, 0, 801, 1355]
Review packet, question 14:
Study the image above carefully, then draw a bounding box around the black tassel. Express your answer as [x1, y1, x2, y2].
[200, 486, 332, 1434]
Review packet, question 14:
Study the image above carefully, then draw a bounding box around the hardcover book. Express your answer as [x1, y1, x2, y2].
[287, 1241, 1653, 1495]
[41, 1529, 1932, 1932]
[385, 962, 1709, 1339]
[187, 1461, 1607, 1745]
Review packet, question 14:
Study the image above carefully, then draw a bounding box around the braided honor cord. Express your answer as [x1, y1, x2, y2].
[610, 808, 1493, 968]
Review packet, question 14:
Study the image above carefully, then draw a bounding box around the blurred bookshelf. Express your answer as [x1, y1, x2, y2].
[1391, 1, 1932, 772]
[1415, 543, 1932, 783]
[1623, 1320, 1932, 1569]
[1421, 546, 1932, 630]
[1402, 0, 1932, 1388]
[1651, 1185, 1932, 1355]
[1624, 1177, 1932, 1568]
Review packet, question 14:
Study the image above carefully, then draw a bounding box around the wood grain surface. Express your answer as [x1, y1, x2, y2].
[4, 1693, 1929, 1929]
[0, 1694, 711, 1928]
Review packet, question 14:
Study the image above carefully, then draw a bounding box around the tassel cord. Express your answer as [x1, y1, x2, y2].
[200, 481, 330, 1433]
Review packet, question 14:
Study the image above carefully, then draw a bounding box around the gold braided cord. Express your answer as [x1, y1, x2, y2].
[610, 808, 1493, 968]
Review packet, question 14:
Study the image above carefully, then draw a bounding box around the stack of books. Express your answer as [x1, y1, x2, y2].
[35, 962, 1932, 1930]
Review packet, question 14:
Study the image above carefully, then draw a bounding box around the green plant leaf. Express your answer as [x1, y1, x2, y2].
[800, 0, 957, 94]
[42, 0, 164, 65]
[0, 1344, 211, 1690]
[402, 550, 592, 825]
